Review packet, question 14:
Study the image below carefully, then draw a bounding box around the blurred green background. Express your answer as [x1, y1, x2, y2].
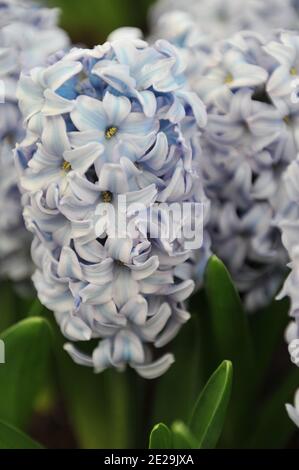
[46, 0, 155, 46]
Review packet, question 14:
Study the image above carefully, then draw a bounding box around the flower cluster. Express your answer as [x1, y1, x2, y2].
[16, 38, 209, 378]
[150, 0, 299, 42]
[0, 0, 69, 282]
[198, 31, 299, 311]
[150, 18, 299, 310]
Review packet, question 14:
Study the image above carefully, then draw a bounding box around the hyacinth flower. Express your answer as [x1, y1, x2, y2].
[150, 0, 299, 42]
[200, 31, 299, 311]
[259, 32, 299, 413]
[16, 38, 209, 378]
[149, 20, 299, 311]
[0, 0, 69, 283]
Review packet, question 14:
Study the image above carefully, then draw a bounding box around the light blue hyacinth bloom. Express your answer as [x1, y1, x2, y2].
[148, 20, 299, 310]
[200, 31, 299, 311]
[16, 37, 209, 378]
[150, 0, 299, 41]
[0, 0, 69, 283]
[265, 33, 299, 336]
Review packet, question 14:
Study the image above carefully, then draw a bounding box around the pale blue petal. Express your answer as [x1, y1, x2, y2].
[92, 339, 114, 373]
[102, 91, 131, 125]
[44, 60, 82, 91]
[113, 330, 145, 365]
[98, 163, 129, 193]
[42, 115, 70, 156]
[64, 142, 104, 173]
[57, 246, 82, 280]
[106, 238, 133, 263]
[71, 95, 107, 131]
[64, 344, 94, 366]
[130, 256, 159, 281]
[134, 353, 175, 379]
[120, 296, 148, 325]
[92, 62, 136, 94]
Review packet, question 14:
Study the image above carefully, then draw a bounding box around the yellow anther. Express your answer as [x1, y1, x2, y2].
[224, 73, 233, 84]
[62, 161, 72, 172]
[283, 115, 291, 125]
[105, 126, 118, 139]
[290, 67, 297, 76]
[101, 191, 113, 203]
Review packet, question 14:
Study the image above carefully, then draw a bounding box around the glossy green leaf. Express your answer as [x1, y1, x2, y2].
[149, 423, 172, 449]
[0, 420, 43, 449]
[189, 360, 233, 449]
[27, 298, 45, 318]
[205, 256, 253, 368]
[171, 421, 198, 449]
[205, 256, 254, 442]
[0, 317, 52, 428]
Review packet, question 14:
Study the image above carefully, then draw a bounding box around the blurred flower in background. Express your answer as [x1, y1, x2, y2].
[198, 31, 298, 311]
[150, 3, 299, 311]
[150, 0, 299, 41]
[150, 0, 299, 430]
[0, 0, 69, 285]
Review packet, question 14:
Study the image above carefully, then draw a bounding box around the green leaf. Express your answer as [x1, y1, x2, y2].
[27, 298, 45, 318]
[0, 419, 43, 449]
[189, 360, 233, 449]
[171, 421, 198, 449]
[205, 256, 253, 368]
[205, 256, 254, 442]
[149, 423, 172, 449]
[0, 318, 52, 428]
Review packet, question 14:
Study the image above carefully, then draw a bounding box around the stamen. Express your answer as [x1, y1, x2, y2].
[284, 115, 291, 125]
[225, 73, 233, 84]
[290, 67, 297, 76]
[115, 260, 124, 267]
[105, 126, 118, 139]
[101, 191, 113, 203]
[62, 161, 72, 172]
